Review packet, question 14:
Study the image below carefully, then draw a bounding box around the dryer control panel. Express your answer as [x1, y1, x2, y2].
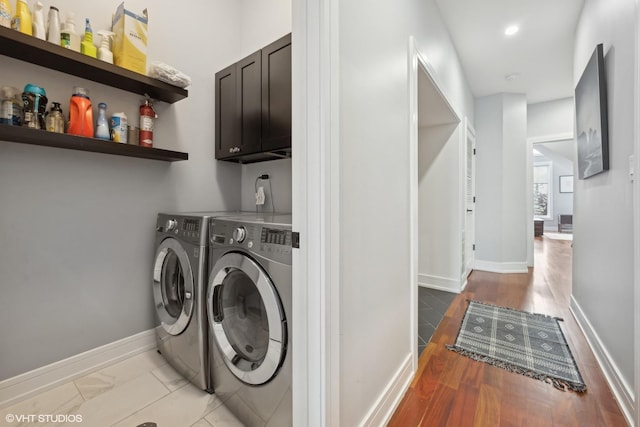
[210, 218, 292, 265]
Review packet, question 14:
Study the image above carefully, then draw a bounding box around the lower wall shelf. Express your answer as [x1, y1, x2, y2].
[0, 124, 189, 162]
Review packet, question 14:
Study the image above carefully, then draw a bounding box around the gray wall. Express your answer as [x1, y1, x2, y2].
[572, 0, 635, 395]
[0, 0, 291, 381]
[241, 159, 293, 213]
[475, 94, 528, 270]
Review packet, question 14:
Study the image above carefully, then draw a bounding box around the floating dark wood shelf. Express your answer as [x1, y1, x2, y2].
[0, 26, 188, 104]
[0, 125, 188, 162]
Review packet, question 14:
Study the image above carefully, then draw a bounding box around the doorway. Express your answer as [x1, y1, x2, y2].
[527, 137, 576, 268]
[409, 38, 462, 366]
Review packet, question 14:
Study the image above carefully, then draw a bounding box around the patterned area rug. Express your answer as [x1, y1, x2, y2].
[447, 300, 586, 392]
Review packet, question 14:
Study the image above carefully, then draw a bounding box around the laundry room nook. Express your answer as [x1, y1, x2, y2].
[0, 0, 293, 426]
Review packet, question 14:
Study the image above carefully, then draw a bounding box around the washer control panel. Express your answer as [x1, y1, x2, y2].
[156, 215, 203, 245]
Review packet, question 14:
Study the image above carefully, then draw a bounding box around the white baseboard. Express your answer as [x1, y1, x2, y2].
[474, 260, 528, 274]
[0, 329, 156, 410]
[570, 297, 635, 426]
[418, 273, 461, 293]
[360, 353, 413, 427]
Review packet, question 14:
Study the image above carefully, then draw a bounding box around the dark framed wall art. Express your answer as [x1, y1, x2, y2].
[575, 43, 609, 180]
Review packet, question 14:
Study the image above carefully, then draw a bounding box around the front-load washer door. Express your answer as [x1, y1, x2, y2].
[207, 252, 286, 386]
[153, 238, 195, 336]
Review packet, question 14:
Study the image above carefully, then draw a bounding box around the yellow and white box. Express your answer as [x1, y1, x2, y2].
[112, 3, 148, 75]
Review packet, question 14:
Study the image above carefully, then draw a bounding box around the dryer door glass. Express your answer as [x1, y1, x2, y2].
[153, 238, 195, 336]
[208, 252, 285, 385]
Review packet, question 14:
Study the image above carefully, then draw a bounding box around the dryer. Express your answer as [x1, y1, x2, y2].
[153, 211, 248, 392]
[207, 214, 292, 427]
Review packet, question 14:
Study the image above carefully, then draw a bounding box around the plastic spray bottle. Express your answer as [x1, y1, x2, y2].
[81, 18, 97, 58]
[97, 31, 115, 64]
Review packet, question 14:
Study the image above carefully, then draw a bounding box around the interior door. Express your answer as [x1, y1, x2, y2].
[464, 120, 476, 278]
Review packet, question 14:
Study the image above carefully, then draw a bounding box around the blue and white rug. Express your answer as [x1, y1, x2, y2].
[447, 300, 586, 392]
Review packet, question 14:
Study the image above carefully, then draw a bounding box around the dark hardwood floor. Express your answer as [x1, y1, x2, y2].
[388, 236, 629, 427]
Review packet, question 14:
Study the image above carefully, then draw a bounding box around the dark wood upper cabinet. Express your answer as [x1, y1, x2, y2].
[262, 35, 292, 152]
[215, 33, 291, 163]
[237, 51, 262, 156]
[215, 63, 239, 157]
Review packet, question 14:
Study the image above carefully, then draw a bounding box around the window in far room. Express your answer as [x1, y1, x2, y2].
[533, 161, 552, 220]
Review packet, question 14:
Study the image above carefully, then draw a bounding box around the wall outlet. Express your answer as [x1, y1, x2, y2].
[256, 187, 265, 205]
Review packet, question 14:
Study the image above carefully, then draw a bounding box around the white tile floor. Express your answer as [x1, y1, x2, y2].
[0, 350, 245, 427]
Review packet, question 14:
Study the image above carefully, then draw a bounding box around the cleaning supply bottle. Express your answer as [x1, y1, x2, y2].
[11, 0, 32, 35]
[60, 13, 80, 52]
[80, 18, 97, 58]
[96, 31, 115, 64]
[0, 0, 11, 28]
[22, 84, 48, 130]
[45, 102, 65, 133]
[32, 1, 45, 40]
[95, 102, 109, 140]
[1, 86, 23, 126]
[47, 6, 61, 45]
[68, 87, 93, 137]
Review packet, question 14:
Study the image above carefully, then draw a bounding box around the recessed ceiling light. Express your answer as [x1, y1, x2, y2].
[505, 25, 519, 36]
[505, 73, 520, 81]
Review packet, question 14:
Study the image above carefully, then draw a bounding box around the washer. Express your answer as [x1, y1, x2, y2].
[207, 214, 292, 427]
[153, 211, 249, 392]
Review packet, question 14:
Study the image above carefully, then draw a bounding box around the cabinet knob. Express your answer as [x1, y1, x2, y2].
[228, 147, 241, 153]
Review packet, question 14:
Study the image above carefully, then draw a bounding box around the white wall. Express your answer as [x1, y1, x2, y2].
[0, 0, 292, 381]
[475, 93, 528, 272]
[528, 97, 575, 140]
[572, 0, 636, 417]
[418, 124, 461, 290]
[335, 0, 473, 424]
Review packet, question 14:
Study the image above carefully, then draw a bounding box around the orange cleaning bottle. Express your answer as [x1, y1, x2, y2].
[67, 87, 93, 137]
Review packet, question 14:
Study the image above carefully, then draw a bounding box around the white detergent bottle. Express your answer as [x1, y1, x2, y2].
[32, 1, 45, 40]
[60, 13, 80, 52]
[97, 30, 115, 64]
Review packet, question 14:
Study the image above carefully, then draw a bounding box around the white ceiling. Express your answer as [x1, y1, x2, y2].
[435, 0, 585, 104]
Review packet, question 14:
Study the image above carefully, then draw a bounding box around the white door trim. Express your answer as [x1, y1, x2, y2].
[633, 0, 640, 424]
[408, 36, 461, 371]
[291, 0, 339, 425]
[463, 118, 477, 278]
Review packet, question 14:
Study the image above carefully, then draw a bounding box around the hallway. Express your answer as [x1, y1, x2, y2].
[388, 236, 628, 426]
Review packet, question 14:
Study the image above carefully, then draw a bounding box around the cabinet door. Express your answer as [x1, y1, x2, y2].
[215, 63, 238, 159]
[237, 50, 262, 156]
[261, 33, 291, 152]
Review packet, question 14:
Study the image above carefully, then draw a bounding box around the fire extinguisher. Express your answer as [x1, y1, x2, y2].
[139, 96, 157, 148]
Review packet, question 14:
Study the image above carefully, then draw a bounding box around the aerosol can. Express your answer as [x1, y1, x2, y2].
[139, 96, 156, 148]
